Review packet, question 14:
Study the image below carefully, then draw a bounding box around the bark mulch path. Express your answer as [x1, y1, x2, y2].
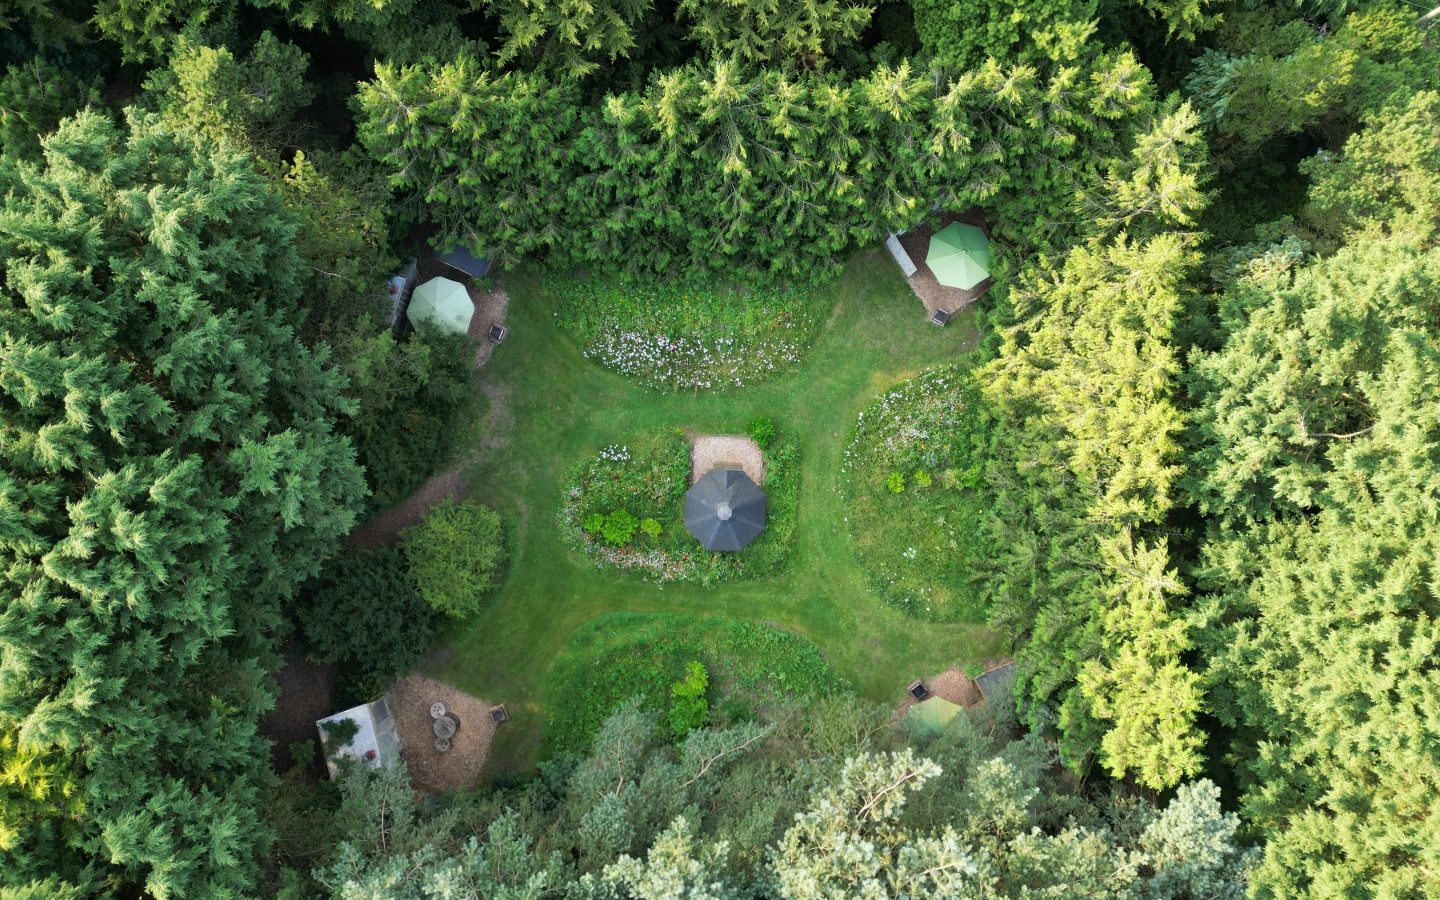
[259, 640, 336, 770]
[388, 673, 499, 793]
[690, 434, 765, 485]
[345, 465, 467, 550]
[895, 210, 994, 317]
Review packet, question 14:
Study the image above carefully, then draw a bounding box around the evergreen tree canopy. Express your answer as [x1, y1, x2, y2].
[356, 49, 1156, 276]
[1301, 90, 1440, 250]
[1190, 240, 1440, 896]
[315, 702, 1251, 897]
[478, 0, 654, 80]
[675, 0, 874, 71]
[0, 109, 365, 896]
[980, 228, 1203, 787]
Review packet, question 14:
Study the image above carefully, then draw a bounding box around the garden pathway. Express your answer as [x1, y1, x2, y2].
[415, 251, 1004, 773]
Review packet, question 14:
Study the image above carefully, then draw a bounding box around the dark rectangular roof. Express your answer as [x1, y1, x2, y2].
[435, 247, 491, 278]
[975, 662, 1016, 702]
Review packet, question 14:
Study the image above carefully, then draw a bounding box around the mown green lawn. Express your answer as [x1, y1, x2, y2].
[427, 251, 1009, 772]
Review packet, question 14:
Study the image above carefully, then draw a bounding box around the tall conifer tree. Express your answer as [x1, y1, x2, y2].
[0, 110, 366, 896]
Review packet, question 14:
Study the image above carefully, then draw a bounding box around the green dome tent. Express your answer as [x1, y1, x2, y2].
[926, 223, 992, 290]
[407, 276, 474, 336]
[907, 696, 962, 733]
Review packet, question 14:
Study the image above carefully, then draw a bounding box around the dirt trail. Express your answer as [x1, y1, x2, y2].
[346, 466, 467, 549]
[346, 282, 514, 549]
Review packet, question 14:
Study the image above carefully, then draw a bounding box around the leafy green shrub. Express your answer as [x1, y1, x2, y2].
[747, 416, 775, 449]
[583, 513, 605, 534]
[296, 548, 437, 696]
[320, 718, 359, 755]
[602, 509, 639, 545]
[668, 661, 710, 738]
[345, 327, 478, 512]
[542, 613, 841, 756]
[401, 499, 507, 619]
[843, 364, 992, 622]
[259, 739, 342, 897]
[640, 518, 663, 539]
[549, 273, 832, 390]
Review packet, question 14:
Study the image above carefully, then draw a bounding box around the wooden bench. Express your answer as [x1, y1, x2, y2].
[885, 233, 918, 277]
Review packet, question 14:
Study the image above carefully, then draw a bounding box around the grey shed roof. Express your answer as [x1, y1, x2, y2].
[435, 246, 492, 278]
[685, 468, 766, 552]
[975, 662, 1016, 703]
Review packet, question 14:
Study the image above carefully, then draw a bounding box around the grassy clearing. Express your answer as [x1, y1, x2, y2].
[841, 364, 993, 622]
[426, 251, 1008, 773]
[541, 611, 839, 756]
[547, 272, 829, 390]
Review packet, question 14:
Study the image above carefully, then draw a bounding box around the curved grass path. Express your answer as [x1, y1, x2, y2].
[427, 251, 1009, 772]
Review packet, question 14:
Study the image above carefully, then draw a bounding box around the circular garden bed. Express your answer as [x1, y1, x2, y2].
[560, 427, 798, 583]
[842, 364, 991, 622]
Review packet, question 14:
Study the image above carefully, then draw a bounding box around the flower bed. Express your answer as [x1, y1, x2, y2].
[548, 273, 830, 390]
[560, 429, 798, 583]
[842, 364, 991, 622]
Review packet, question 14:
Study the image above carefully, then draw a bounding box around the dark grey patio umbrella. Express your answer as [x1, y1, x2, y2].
[685, 468, 767, 552]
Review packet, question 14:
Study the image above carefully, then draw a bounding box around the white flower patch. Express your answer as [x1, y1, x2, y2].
[583, 329, 808, 391]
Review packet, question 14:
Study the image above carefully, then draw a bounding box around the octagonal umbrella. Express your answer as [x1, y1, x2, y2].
[926, 222, 992, 290]
[408, 276, 473, 336]
[907, 696, 962, 733]
[685, 468, 766, 552]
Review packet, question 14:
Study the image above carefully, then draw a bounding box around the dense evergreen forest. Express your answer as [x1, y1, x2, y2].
[1, 0, 1438, 897]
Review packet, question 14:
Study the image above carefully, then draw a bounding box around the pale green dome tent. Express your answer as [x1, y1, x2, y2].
[926, 222, 992, 290]
[407, 276, 474, 336]
[907, 696, 963, 733]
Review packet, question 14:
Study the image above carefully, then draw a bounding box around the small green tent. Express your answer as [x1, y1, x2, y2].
[408, 276, 474, 336]
[926, 222, 992, 290]
[907, 696, 962, 732]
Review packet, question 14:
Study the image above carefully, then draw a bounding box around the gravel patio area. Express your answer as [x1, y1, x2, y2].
[895, 211, 993, 317]
[894, 667, 983, 721]
[388, 673, 499, 793]
[467, 287, 509, 367]
[691, 434, 765, 485]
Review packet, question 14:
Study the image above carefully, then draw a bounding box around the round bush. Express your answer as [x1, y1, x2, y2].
[401, 499, 507, 618]
[297, 547, 437, 694]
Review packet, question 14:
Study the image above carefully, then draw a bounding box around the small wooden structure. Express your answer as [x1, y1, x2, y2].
[386, 258, 419, 328]
[885, 232, 919, 277]
[315, 696, 402, 780]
